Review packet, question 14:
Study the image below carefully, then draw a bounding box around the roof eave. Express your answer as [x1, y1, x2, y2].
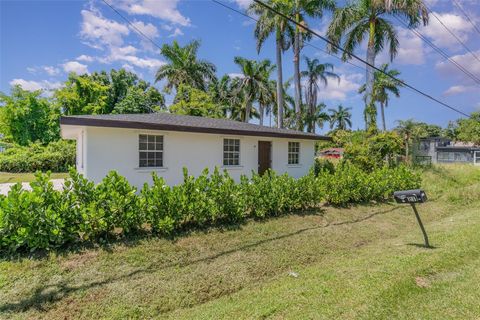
[60, 116, 331, 141]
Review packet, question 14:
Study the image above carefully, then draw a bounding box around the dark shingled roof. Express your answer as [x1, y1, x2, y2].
[60, 113, 330, 141]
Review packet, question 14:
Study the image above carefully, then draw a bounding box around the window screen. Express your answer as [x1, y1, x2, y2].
[223, 138, 240, 166]
[288, 142, 300, 165]
[139, 134, 163, 167]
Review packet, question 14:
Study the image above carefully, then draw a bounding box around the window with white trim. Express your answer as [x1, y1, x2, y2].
[223, 138, 240, 166]
[139, 134, 163, 167]
[288, 142, 300, 165]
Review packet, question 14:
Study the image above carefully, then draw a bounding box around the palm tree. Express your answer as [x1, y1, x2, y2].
[395, 119, 419, 163]
[289, 0, 336, 130]
[301, 57, 339, 133]
[249, 0, 293, 128]
[232, 57, 273, 122]
[257, 79, 277, 126]
[327, 0, 428, 130]
[328, 105, 352, 130]
[359, 63, 404, 131]
[155, 40, 216, 93]
[303, 102, 330, 133]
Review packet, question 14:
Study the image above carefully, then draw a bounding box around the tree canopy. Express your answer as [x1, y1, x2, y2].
[56, 69, 164, 115]
[169, 84, 224, 118]
[0, 86, 60, 146]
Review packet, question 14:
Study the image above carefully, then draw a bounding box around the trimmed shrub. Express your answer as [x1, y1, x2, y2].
[0, 140, 75, 173]
[0, 164, 421, 253]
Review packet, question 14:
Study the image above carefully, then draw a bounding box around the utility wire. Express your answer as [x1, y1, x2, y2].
[247, 0, 472, 118]
[452, 0, 480, 36]
[425, 4, 480, 64]
[211, 0, 474, 119]
[394, 16, 480, 85]
[211, 0, 366, 72]
[100, 0, 163, 51]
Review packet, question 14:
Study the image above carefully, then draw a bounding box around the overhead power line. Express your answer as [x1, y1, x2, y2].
[243, 0, 472, 118]
[211, 0, 366, 72]
[394, 16, 480, 86]
[452, 0, 480, 36]
[425, 4, 480, 64]
[395, 16, 480, 86]
[100, 0, 163, 51]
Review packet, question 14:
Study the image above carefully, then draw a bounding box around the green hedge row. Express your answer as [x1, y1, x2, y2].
[0, 140, 75, 173]
[0, 163, 420, 253]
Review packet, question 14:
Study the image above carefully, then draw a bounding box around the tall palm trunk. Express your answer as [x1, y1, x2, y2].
[293, 6, 302, 130]
[380, 101, 386, 131]
[259, 104, 264, 126]
[245, 99, 252, 123]
[405, 134, 410, 163]
[365, 21, 377, 131]
[275, 29, 284, 128]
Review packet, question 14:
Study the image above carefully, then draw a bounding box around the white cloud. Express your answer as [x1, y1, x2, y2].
[99, 45, 164, 70]
[76, 54, 95, 62]
[80, 9, 129, 48]
[131, 20, 159, 38]
[395, 28, 426, 65]
[62, 61, 89, 74]
[25, 65, 61, 76]
[436, 50, 480, 84]
[228, 73, 245, 79]
[114, 0, 190, 26]
[9, 79, 62, 92]
[233, 0, 252, 10]
[43, 66, 60, 76]
[319, 73, 362, 101]
[443, 85, 476, 96]
[168, 27, 184, 38]
[421, 11, 473, 49]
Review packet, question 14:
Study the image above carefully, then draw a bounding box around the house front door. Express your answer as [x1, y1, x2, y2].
[258, 141, 272, 175]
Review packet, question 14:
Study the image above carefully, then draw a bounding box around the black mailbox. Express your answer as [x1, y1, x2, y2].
[393, 189, 427, 204]
[393, 189, 431, 248]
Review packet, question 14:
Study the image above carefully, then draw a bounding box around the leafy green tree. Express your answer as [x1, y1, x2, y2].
[0, 86, 60, 145]
[55, 73, 110, 115]
[232, 57, 274, 122]
[455, 112, 480, 145]
[249, 0, 293, 128]
[359, 63, 403, 131]
[327, 0, 428, 130]
[169, 85, 224, 118]
[301, 57, 339, 133]
[155, 40, 216, 94]
[113, 86, 165, 114]
[328, 105, 352, 130]
[395, 119, 421, 162]
[55, 69, 164, 115]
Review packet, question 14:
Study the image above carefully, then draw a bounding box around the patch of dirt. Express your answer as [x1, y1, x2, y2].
[415, 276, 430, 288]
[61, 251, 99, 272]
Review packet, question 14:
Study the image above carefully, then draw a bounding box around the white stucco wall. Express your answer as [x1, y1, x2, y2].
[62, 125, 316, 189]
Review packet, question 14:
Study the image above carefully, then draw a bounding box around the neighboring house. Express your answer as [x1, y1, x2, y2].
[318, 147, 344, 159]
[60, 113, 330, 188]
[414, 137, 480, 165]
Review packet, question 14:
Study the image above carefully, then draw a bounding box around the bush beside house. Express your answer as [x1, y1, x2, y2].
[0, 163, 420, 253]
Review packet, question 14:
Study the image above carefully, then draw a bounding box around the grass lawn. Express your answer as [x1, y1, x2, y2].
[0, 172, 69, 184]
[1, 165, 479, 319]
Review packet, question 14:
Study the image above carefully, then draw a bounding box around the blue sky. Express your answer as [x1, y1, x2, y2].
[1, 0, 479, 133]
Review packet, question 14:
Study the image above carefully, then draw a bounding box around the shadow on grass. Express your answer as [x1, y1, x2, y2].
[406, 243, 438, 249]
[0, 205, 401, 314]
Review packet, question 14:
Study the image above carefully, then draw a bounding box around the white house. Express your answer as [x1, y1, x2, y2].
[60, 113, 330, 189]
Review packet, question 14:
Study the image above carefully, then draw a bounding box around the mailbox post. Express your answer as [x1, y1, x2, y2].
[393, 189, 431, 248]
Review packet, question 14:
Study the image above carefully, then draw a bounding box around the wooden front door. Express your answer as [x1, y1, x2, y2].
[258, 141, 272, 175]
